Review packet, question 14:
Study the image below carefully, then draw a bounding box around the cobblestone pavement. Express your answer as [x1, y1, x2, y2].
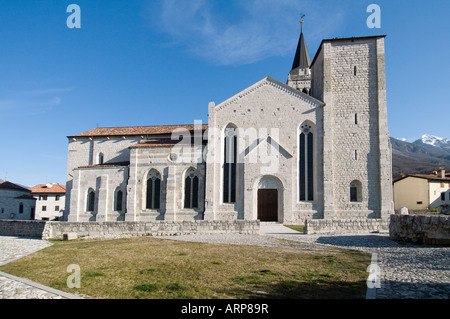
[272, 231, 450, 299]
[0, 236, 82, 299]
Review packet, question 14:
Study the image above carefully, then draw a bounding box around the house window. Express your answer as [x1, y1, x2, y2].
[19, 203, 24, 214]
[441, 192, 446, 201]
[184, 168, 200, 209]
[55, 206, 60, 211]
[299, 123, 314, 201]
[1, 208, 4, 214]
[417, 201, 423, 205]
[223, 125, 237, 203]
[146, 170, 161, 210]
[115, 188, 123, 211]
[42, 206, 47, 212]
[86, 189, 95, 212]
[42, 195, 47, 201]
[350, 180, 362, 202]
[56, 195, 60, 201]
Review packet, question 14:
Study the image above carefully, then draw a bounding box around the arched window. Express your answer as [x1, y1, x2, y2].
[223, 125, 237, 203]
[299, 123, 315, 201]
[98, 153, 104, 165]
[115, 188, 123, 211]
[350, 180, 362, 202]
[146, 170, 161, 210]
[86, 188, 95, 212]
[299, 123, 314, 201]
[19, 203, 24, 214]
[184, 168, 200, 209]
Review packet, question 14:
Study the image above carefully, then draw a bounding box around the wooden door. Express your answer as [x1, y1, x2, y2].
[257, 189, 278, 221]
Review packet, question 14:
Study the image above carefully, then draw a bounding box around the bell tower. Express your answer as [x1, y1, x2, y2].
[287, 19, 311, 94]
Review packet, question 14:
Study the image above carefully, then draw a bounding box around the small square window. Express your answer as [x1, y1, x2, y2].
[42, 206, 47, 211]
[55, 206, 60, 211]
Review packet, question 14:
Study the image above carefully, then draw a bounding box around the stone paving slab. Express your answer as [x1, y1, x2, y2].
[0, 236, 83, 299]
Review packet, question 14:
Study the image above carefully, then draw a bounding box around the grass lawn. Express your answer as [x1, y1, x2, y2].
[0, 237, 370, 299]
[284, 225, 305, 233]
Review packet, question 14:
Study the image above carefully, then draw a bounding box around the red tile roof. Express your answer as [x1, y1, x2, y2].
[69, 124, 208, 138]
[30, 183, 66, 194]
[394, 174, 450, 183]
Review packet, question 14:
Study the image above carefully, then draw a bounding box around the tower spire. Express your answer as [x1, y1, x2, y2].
[287, 16, 311, 93]
[291, 17, 311, 71]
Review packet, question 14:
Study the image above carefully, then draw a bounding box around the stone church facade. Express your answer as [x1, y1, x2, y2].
[63, 31, 394, 225]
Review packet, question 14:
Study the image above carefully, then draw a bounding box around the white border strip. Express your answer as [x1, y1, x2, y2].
[0, 271, 84, 299]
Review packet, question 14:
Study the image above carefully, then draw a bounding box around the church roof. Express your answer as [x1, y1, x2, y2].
[291, 31, 311, 70]
[69, 124, 208, 138]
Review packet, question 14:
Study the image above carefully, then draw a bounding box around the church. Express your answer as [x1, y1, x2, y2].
[63, 27, 394, 226]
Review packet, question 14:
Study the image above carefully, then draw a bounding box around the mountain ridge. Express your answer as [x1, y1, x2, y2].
[391, 134, 450, 179]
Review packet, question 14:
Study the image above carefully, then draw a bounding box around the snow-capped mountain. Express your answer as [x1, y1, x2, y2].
[391, 134, 450, 178]
[415, 134, 450, 150]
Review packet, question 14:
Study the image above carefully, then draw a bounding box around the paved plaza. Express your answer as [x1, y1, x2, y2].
[0, 224, 448, 299]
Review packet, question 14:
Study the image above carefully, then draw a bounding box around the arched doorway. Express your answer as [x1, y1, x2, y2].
[257, 177, 282, 222]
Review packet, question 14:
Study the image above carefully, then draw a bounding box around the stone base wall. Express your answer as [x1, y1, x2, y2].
[0, 220, 48, 238]
[0, 220, 260, 240]
[304, 218, 389, 234]
[389, 215, 450, 246]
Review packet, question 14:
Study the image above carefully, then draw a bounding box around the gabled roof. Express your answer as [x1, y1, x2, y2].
[215, 76, 324, 112]
[69, 124, 208, 138]
[0, 181, 30, 192]
[30, 183, 66, 194]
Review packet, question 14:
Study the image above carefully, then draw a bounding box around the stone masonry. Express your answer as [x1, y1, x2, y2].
[63, 33, 393, 234]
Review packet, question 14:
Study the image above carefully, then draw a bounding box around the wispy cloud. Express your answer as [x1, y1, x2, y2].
[149, 0, 346, 65]
[0, 87, 70, 118]
[16, 87, 74, 96]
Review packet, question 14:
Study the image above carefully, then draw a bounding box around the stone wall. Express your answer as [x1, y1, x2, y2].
[389, 214, 450, 246]
[0, 220, 260, 240]
[304, 218, 389, 234]
[0, 220, 47, 238]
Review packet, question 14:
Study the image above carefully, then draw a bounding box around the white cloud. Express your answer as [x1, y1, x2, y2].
[150, 0, 346, 65]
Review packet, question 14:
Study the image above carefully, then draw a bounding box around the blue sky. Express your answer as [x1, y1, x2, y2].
[0, 0, 449, 187]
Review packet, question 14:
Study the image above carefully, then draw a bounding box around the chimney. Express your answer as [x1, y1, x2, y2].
[437, 168, 445, 179]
